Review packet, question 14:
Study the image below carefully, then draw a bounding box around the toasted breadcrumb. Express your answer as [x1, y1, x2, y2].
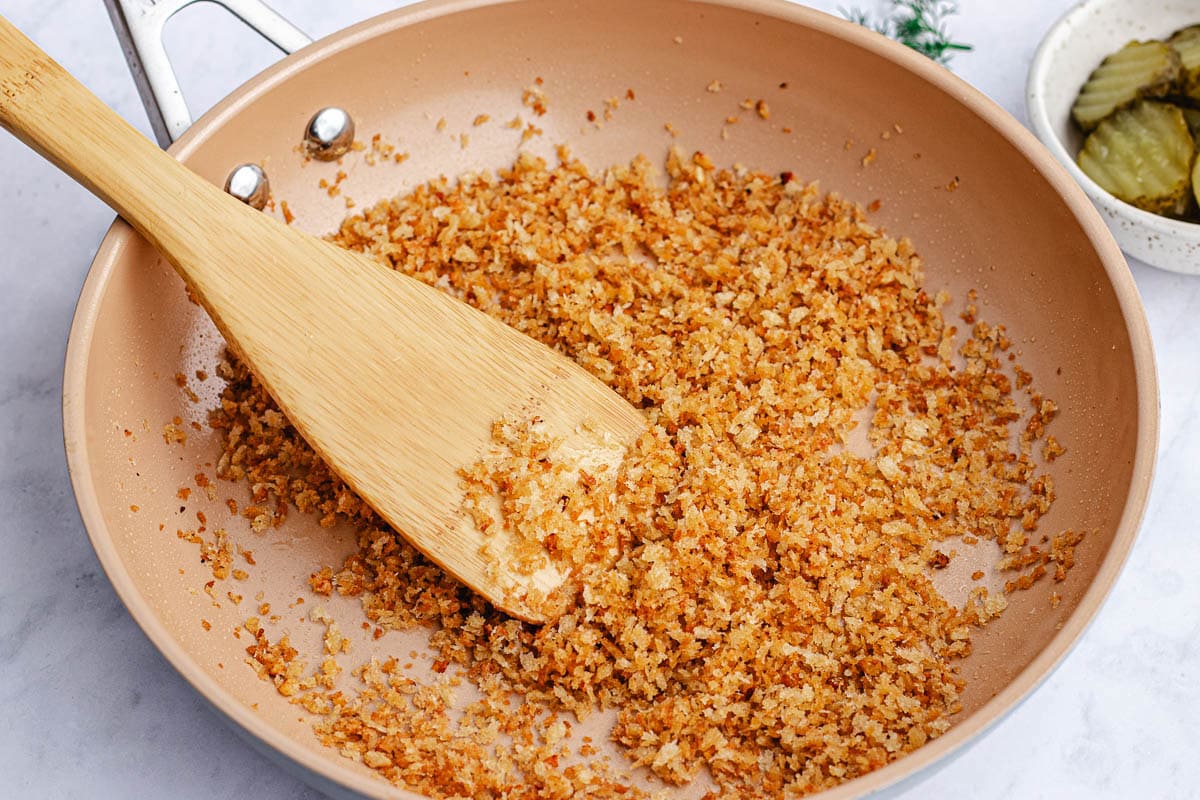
[174, 372, 199, 403]
[183, 526, 231, 581]
[362, 134, 409, 167]
[162, 421, 187, 446]
[521, 123, 543, 143]
[522, 83, 548, 116]
[212, 148, 1071, 798]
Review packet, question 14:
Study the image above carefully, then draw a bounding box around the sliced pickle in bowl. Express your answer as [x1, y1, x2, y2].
[1169, 25, 1200, 102]
[1182, 106, 1200, 139]
[1077, 100, 1196, 217]
[1193, 151, 1200, 208]
[1071, 40, 1182, 131]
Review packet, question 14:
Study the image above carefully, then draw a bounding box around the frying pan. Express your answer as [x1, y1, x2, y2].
[61, 0, 1158, 797]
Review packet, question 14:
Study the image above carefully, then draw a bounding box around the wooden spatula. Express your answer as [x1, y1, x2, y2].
[0, 16, 645, 622]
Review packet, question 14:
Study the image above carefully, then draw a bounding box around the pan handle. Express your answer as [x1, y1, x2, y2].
[102, 0, 311, 147]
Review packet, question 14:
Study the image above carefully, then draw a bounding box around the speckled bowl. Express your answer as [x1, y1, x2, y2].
[1027, 0, 1200, 274]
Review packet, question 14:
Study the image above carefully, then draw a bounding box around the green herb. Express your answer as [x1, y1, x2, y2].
[844, 1, 973, 65]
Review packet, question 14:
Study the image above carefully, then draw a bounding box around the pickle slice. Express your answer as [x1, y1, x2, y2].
[1183, 106, 1200, 138]
[1072, 40, 1182, 131]
[1170, 25, 1200, 101]
[1077, 100, 1196, 216]
[1193, 148, 1200, 209]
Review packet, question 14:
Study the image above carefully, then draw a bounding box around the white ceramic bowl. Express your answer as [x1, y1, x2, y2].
[1027, 0, 1200, 274]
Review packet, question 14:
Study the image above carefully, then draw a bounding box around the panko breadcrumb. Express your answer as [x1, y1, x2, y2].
[212, 147, 1073, 798]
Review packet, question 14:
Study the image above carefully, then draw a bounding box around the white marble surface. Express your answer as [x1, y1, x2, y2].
[1, 1, 1197, 798]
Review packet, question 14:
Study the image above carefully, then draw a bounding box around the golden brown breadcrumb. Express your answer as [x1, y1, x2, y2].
[213, 147, 1072, 798]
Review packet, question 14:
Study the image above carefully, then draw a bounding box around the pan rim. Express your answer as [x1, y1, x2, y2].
[61, 0, 1160, 797]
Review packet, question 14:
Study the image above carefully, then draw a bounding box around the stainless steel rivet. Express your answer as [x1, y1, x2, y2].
[304, 107, 355, 160]
[224, 163, 270, 210]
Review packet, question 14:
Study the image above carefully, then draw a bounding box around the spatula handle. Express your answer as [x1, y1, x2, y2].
[0, 14, 230, 268]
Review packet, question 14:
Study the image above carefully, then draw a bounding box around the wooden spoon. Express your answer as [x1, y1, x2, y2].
[0, 16, 644, 622]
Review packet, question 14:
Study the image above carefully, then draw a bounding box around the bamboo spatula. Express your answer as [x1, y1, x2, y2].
[0, 16, 645, 622]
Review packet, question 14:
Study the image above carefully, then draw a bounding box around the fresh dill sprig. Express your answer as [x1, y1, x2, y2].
[843, 1, 973, 65]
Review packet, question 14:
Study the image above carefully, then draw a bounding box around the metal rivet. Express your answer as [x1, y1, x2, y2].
[224, 164, 270, 210]
[304, 107, 355, 160]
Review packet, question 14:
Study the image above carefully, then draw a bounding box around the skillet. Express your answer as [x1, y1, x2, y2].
[62, 0, 1157, 796]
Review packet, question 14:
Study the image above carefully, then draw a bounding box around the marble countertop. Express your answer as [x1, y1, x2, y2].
[1, 1, 1196, 798]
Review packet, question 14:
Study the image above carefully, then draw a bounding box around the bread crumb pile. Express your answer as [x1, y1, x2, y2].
[459, 416, 628, 617]
[211, 147, 1075, 798]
